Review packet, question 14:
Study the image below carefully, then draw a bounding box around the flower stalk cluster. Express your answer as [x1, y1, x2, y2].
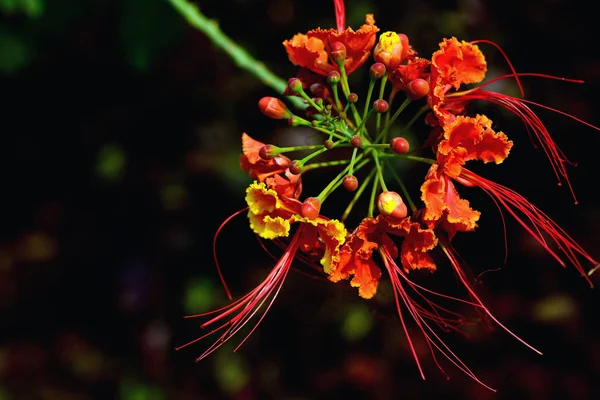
[174, 0, 599, 391]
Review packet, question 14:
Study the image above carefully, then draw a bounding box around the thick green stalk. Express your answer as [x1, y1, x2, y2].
[169, 0, 306, 110]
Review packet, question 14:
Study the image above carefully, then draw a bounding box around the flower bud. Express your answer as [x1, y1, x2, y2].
[347, 93, 358, 103]
[351, 135, 363, 148]
[327, 71, 341, 84]
[373, 32, 404, 71]
[301, 197, 321, 219]
[259, 145, 279, 160]
[324, 140, 334, 149]
[369, 62, 386, 80]
[377, 191, 408, 220]
[406, 78, 430, 100]
[289, 160, 303, 175]
[343, 175, 359, 192]
[288, 77, 303, 93]
[330, 41, 347, 64]
[288, 116, 306, 126]
[310, 83, 329, 98]
[373, 99, 389, 113]
[259, 97, 292, 120]
[390, 137, 409, 154]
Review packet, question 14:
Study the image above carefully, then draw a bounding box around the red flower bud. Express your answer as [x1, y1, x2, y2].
[324, 140, 334, 149]
[343, 175, 359, 192]
[327, 70, 341, 84]
[259, 97, 292, 120]
[377, 191, 408, 220]
[390, 137, 409, 154]
[351, 135, 363, 148]
[373, 99, 389, 113]
[301, 197, 321, 219]
[373, 32, 404, 71]
[369, 62, 386, 79]
[259, 145, 279, 160]
[288, 78, 303, 93]
[289, 160, 303, 175]
[406, 78, 430, 100]
[331, 41, 347, 64]
[348, 93, 358, 103]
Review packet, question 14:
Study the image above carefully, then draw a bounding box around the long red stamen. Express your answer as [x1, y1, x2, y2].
[333, 0, 346, 33]
[177, 226, 305, 359]
[379, 246, 497, 391]
[461, 169, 596, 287]
[450, 89, 579, 201]
[213, 207, 249, 300]
[439, 239, 543, 355]
[470, 39, 524, 97]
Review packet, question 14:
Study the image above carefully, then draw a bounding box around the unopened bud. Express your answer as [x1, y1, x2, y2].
[288, 116, 306, 126]
[373, 99, 389, 113]
[288, 77, 303, 93]
[369, 62, 386, 79]
[327, 71, 341, 84]
[310, 83, 328, 98]
[324, 140, 334, 149]
[301, 197, 321, 219]
[406, 78, 430, 100]
[373, 32, 404, 71]
[348, 93, 358, 103]
[390, 137, 409, 154]
[330, 41, 347, 64]
[351, 135, 363, 148]
[259, 97, 292, 119]
[377, 191, 408, 220]
[289, 160, 303, 175]
[259, 145, 279, 160]
[343, 175, 359, 192]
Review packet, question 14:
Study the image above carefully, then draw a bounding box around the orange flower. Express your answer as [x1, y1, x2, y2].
[240, 133, 302, 198]
[437, 114, 513, 177]
[420, 115, 513, 237]
[283, 14, 379, 76]
[421, 164, 480, 239]
[177, 183, 347, 359]
[246, 182, 346, 271]
[389, 57, 431, 91]
[329, 215, 438, 299]
[428, 37, 487, 126]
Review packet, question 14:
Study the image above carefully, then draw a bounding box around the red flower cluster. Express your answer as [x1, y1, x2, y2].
[180, 2, 598, 391]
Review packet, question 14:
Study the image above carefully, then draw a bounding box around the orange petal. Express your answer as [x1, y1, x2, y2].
[350, 256, 382, 299]
[432, 37, 487, 89]
[283, 34, 332, 76]
[401, 240, 437, 272]
[306, 14, 379, 75]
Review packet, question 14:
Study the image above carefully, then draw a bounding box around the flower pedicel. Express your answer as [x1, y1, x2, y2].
[175, 0, 599, 391]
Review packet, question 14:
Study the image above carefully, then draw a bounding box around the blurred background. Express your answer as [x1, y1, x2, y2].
[1, 0, 599, 399]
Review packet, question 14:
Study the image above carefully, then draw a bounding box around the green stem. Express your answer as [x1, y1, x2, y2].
[341, 168, 376, 222]
[377, 97, 411, 143]
[277, 144, 326, 153]
[403, 105, 429, 133]
[373, 153, 388, 192]
[375, 75, 388, 134]
[302, 159, 351, 172]
[362, 79, 376, 125]
[317, 158, 369, 201]
[168, 0, 306, 110]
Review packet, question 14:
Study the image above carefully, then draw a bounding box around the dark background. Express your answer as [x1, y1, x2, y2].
[1, 0, 599, 399]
